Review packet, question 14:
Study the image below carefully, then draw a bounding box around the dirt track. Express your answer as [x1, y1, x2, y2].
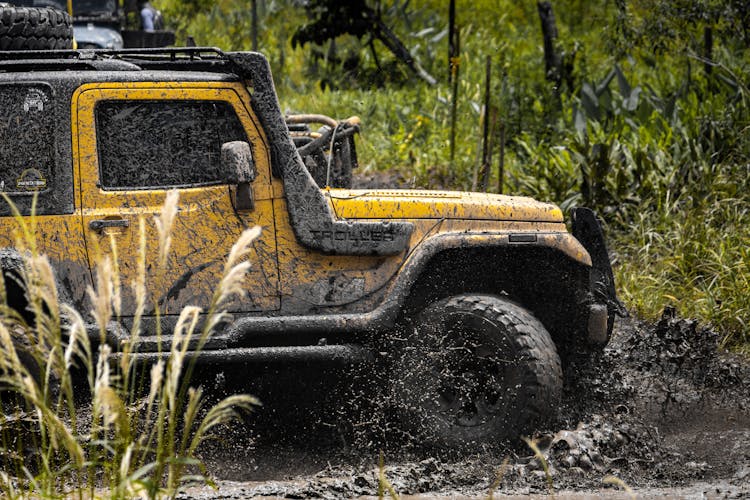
[180, 171, 750, 497]
[184, 312, 750, 498]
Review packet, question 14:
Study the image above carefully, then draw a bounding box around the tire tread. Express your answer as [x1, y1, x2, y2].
[441, 294, 563, 431]
[0, 6, 72, 50]
[395, 293, 563, 448]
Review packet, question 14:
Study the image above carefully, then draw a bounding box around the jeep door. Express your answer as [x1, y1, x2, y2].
[74, 83, 280, 317]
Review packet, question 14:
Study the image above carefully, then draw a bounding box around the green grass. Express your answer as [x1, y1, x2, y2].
[614, 177, 750, 352]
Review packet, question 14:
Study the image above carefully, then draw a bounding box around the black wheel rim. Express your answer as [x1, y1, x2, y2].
[408, 311, 521, 429]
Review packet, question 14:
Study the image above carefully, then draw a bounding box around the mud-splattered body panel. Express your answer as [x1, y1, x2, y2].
[0, 52, 610, 351]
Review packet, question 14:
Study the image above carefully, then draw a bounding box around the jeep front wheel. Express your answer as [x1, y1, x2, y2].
[393, 294, 563, 448]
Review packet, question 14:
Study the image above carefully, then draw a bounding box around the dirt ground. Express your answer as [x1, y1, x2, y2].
[172, 172, 750, 498]
[181, 309, 749, 499]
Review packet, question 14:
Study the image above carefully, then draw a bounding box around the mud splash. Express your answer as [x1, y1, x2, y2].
[191, 311, 750, 498]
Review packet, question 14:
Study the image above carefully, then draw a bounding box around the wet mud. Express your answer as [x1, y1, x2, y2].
[186, 310, 750, 498]
[180, 173, 750, 497]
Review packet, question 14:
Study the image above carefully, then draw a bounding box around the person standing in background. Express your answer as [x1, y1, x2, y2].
[138, 0, 162, 32]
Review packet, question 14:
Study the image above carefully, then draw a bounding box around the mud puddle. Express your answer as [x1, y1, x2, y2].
[184, 310, 750, 498]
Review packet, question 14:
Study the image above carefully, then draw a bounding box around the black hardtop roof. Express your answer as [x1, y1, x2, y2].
[0, 47, 243, 75]
[0, 69, 239, 84]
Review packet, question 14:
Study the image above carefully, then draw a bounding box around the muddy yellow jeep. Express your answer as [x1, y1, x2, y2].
[0, 48, 619, 447]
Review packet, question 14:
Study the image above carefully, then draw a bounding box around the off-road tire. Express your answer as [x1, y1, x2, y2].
[0, 5, 73, 50]
[393, 294, 563, 448]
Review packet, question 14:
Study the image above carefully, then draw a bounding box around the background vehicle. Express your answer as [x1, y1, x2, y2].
[5, 0, 174, 49]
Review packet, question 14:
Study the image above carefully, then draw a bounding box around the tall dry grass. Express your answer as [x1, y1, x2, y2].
[0, 191, 260, 498]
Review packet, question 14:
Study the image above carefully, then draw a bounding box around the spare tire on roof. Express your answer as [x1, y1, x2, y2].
[0, 4, 73, 50]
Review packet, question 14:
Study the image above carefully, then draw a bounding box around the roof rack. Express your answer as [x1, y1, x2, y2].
[0, 47, 236, 73]
[89, 46, 227, 61]
[0, 47, 226, 60]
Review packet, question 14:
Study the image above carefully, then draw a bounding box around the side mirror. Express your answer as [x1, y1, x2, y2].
[221, 141, 256, 211]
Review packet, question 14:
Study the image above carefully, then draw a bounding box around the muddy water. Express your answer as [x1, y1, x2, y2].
[186, 312, 750, 498]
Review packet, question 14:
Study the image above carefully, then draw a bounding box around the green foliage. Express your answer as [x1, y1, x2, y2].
[153, 1, 749, 348]
[615, 166, 750, 352]
[607, 0, 750, 56]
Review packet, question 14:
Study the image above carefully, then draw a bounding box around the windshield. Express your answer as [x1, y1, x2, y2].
[73, 0, 116, 15]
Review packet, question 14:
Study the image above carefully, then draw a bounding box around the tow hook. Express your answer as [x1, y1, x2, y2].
[587, 303, 609, 345]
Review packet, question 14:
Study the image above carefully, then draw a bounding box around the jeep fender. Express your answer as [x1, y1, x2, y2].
[394, 231, 598, 352]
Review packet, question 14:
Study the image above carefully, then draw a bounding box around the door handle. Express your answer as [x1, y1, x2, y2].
[89, 218, 130, 232]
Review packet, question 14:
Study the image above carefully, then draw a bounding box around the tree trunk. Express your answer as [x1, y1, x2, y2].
[703, 25, 713, 76]
[497, 122, 505, 194]
[448, 0, 457, 84]
[537, 1, 562, 87]
[449, 29, 460, 169]
[479, 56, 493, 190]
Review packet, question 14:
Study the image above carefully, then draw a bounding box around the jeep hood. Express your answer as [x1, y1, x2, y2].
[328, 189, 564, 222]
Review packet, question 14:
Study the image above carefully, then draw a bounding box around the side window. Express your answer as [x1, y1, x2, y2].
[95, 100, 248, 190]
[0, 84, 54, 195]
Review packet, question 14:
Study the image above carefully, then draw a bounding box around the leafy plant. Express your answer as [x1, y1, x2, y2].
[155, 0, 750, 350]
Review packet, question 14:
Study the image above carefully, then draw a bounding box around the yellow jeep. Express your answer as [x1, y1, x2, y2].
[0, 48, 619, 447]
